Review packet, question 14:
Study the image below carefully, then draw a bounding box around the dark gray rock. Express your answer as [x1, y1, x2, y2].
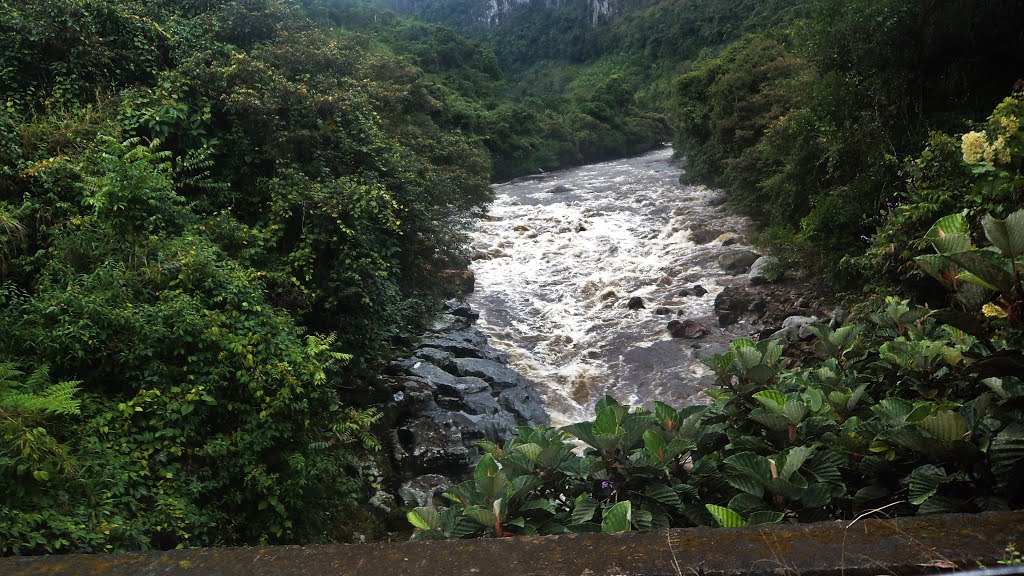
[445, 299, 480, 322]
[654, 306, 672, 315]
[769, 316, 820, 346]
[399, 416, 470, 475]
[449, 357, 529, 389]
[667, 319, 708, 339]
[387, 299, 548, 486]
[498, 388, 547, 427]
[368, 490, 397, 517]
[679, 284, 708, 298]
[420, 335, 507, 364]
[414, 347, 453, 368]
[545, 184, 573, 194]
[449, 411, 518, 444]
[719, 249, 761, 274]
[627, 296, 645, 310]
[398, 474, 453, 508]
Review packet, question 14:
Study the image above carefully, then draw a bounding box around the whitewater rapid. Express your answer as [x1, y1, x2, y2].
[466, 148, 759, 426]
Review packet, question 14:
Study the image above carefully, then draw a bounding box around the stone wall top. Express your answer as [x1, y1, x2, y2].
[3, 511, 1022, 576]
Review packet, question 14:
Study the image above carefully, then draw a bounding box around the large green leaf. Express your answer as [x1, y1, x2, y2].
[799, 483, 834, 507]
[632, 508, 654, 530]
[982, 210, 1024, 258]
[646, 483, 682, 508]
[654, 401, 679, 431]
[779, 446, 815, 481]
[803, 451, 844, 484]
[926, 213, 972, 254]
[474, 454, 499, 481]
[782, 400, 809, 425]
[950, 250, 1013, 293]
[917, 411, 968, 443]
[571, 495, 599, 525]
[753, 390, 786, 412]
[463, 505, 497, 528]
[601, 501, 632, 533]
[408, 507, 442, 531]
[990, 424, 1024, 479]
[915, 254, 956, 287]
[956, 280, 994, 309]
[746, 511, 785, 525]
[563, 421, 597, 448]
[514, 443, 543, 463]
[594, 405, 623, 436]
[643, 429, 666, 459]
[621, 413, 657, 450]
[749, 410, 790, 432]
[521, 498, 556, 514]
[724, 452, 772, 497]
[734, 345, 764, 372]
[727, 493, 764, 514]
[908, 464, 950, 506]
[874, 397, 914, 425]
[705, 504, 746, 528]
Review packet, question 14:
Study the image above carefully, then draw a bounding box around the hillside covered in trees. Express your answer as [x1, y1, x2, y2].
[2, 0, 1024, 555]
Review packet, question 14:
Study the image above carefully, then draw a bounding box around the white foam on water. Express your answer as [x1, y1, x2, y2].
[468, 148, 756, 426]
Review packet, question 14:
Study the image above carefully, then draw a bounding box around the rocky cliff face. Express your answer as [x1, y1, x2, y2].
[381, 0, 622, 27]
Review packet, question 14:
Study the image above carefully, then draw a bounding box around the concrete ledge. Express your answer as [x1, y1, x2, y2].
[2, 511, 1022, 576]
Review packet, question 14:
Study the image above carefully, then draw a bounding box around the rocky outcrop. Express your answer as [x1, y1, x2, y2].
[384, 300, 547, 507]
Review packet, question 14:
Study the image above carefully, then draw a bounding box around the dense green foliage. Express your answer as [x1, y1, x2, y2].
[412, 210, 1024, 538]
[673, 0, 1024, 277]
[0, 0, 493, 553]
[313, 0, 671, 179]
[5, 0, 1024, 556]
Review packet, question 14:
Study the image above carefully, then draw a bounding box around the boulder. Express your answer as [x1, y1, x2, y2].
[748, 256, 783, 286]
[718, 249, 761, 274]
[449, 357, 529, 389]
[419, 335, 508, 363]
[769, 315, 820, 346]
[627, 296, 645, 310]
[545, 184, 573, 194]
[399, 474, 453, 508]
[445, 299, 480, 322]
[498, 388, 548, 427]
[688, 226, 723, 244]
[398, 416, 470, 475]
[368, 490, 397, 517]
[679, 284, 708, 298]
[667, 319, 708, 339]
[654, 306, 672, 316]
[716, 232, 741, 245]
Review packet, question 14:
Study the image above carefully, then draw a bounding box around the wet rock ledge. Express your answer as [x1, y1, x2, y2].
[381, 300, 548, 509]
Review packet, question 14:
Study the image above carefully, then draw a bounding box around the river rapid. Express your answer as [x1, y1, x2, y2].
[466, 147, 765, 427]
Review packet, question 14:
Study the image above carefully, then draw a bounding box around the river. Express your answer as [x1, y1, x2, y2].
[466, 147, 764, 426]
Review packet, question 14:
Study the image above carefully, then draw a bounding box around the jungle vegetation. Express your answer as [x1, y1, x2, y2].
[2, 0, 1023, 554]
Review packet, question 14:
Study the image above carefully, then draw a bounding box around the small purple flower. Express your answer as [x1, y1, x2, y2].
[600, 480, 615, 489]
